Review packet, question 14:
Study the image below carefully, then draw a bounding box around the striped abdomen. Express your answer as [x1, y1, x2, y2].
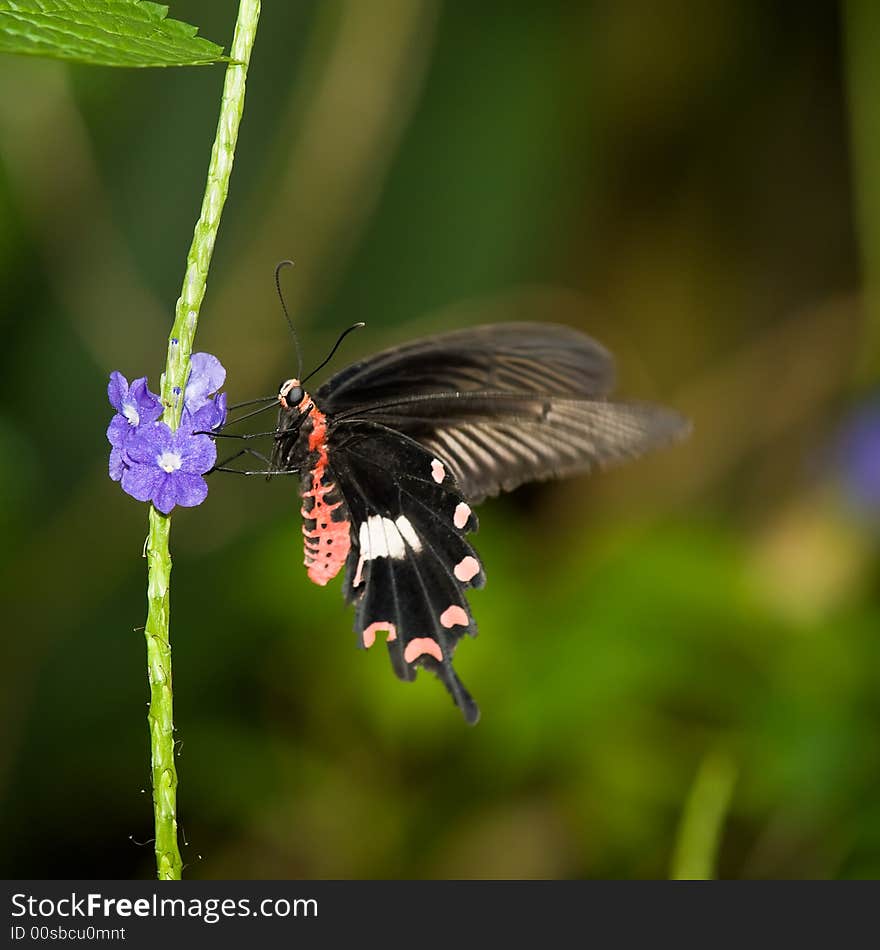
[299, 402, 351, 586]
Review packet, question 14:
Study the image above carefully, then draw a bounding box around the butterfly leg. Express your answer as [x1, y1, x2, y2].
[212, 468, 299, 477]
[209, 448, 296, 477]
[197, 429, 280, 440]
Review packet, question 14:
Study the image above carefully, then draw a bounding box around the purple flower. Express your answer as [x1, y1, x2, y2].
[107, 353, 226, 512]
[837, 399, 880, 511]
[122, 419, 217, 515]
[188, 390, 227, 432]
[106, 373, 163, 481]
[185, 352, 226, 412]
[183, 352, 227, 431]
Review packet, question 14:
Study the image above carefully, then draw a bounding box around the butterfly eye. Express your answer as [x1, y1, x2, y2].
[285, 386, 303, 408]
[278, 381, 303, 409]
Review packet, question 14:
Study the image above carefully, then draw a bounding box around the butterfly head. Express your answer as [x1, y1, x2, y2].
[278, 378, 306, 413]
[273, 378, 312, 472]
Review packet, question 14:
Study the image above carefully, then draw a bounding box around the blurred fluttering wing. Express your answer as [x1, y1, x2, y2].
[319, 323, 689, 502]
[317, 322, 617, 406]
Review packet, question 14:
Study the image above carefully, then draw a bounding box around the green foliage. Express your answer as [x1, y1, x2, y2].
[1, 0, 878, 881]
[0, 0, 225, 67]
[846, 0, 880, 384]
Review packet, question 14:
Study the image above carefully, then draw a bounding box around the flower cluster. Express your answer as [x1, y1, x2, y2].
[107, 353, 227, 514]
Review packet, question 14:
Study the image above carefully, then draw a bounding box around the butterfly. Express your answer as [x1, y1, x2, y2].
[258, 320, 689, 724]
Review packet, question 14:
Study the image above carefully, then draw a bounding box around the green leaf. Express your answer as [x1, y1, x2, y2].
[0, 0, 226, 67]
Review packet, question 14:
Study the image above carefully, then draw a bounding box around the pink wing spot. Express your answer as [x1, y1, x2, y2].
[453, 502, 471, 529]
[454, 556, 480, 582]
[404, 637, 443, 663]
[431, 459, 446, 483]
[440, 605, 469, 628]
[363, 621, 396, 649]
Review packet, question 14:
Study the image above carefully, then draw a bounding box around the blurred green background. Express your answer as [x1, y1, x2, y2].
[3, 0, 880, 879]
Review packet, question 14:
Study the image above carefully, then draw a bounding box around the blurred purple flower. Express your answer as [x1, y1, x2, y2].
[106, 373, 162, 482]
[837, 399, 880, 510]
[122, 419, 217, 514]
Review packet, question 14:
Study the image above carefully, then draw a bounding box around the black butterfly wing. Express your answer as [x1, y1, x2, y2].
[318, 323, 689, 503]
[317, 322, 616, 406]
[326, 420, 485, 724]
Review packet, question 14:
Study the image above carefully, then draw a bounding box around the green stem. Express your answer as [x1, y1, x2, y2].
[670, 750, 737, 880]
[145, 509, 177, 879]
[144, 0, 261, 881]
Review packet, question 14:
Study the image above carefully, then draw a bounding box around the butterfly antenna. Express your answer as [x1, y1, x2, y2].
[228, 395, 278, 410]
[301, 322, 366, 385]
[275, 260, 303, 380]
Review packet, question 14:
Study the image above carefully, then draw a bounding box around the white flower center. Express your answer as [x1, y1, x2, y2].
[123, 402, 140, 426]
[157, 450, 182, 473]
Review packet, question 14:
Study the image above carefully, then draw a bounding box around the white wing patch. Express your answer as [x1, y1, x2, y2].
[395, 515, 422, 551]
[354, 515, 424, 588]
[360, 515, 405, 559]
